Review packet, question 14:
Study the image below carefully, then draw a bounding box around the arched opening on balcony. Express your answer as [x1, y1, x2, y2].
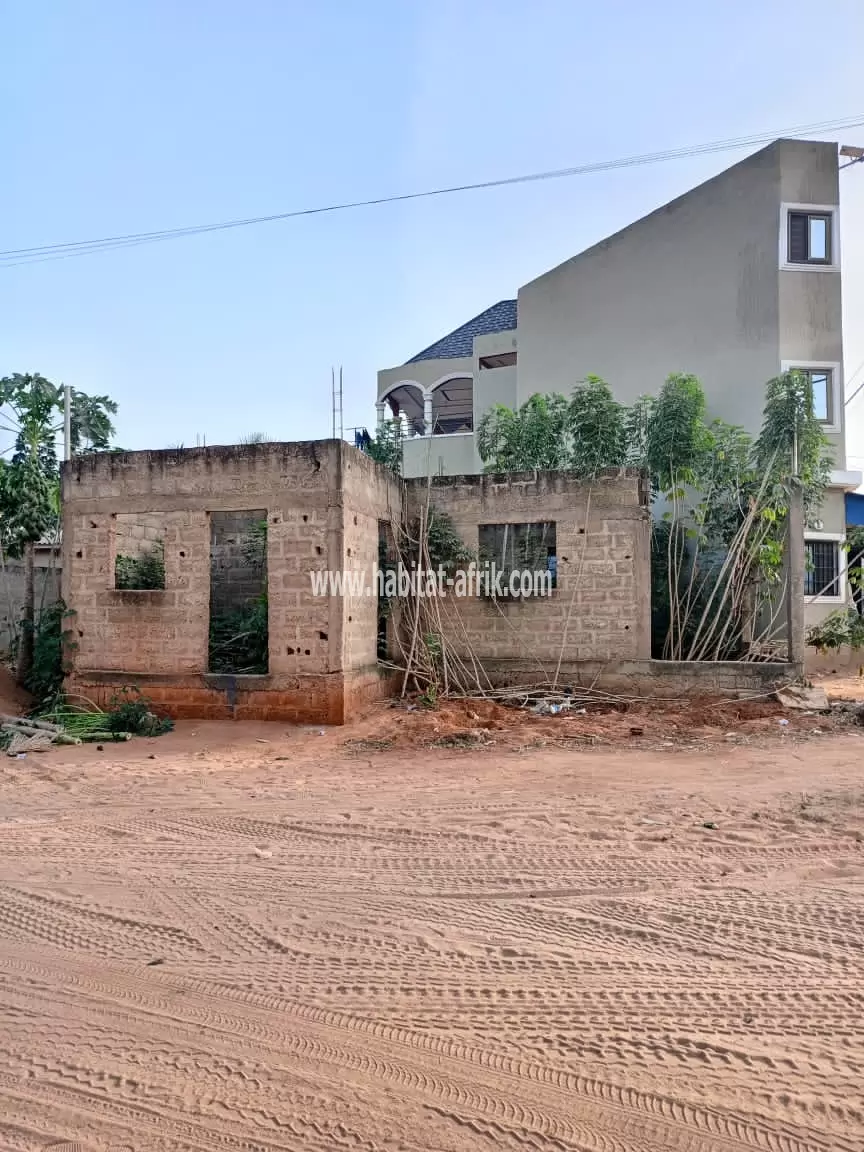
[430, 375, 473, 435]
[379, 383, 425, 436]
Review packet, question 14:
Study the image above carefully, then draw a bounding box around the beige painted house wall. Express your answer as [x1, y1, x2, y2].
[518, 141, 844, 454]
[380, 140, 848, 474]
[515, 138, 848, 628]
[402, 432, 478, 477]
[376, 138, 854, 627]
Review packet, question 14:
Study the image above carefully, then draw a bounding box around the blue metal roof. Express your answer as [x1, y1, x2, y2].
[407, 300, 517, 363]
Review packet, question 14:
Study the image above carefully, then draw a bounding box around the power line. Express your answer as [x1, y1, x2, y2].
[3, 115, 864, 269]
[844, 358, 864, 408]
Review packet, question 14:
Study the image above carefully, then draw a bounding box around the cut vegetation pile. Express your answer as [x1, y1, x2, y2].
[1, 686, 173, 755]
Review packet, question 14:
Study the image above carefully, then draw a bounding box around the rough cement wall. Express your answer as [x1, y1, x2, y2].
[483, 658, 798, 698]
[61, 442, 399, 722]
[0, 553, 61, 655]
[404, 469, 651, 665]
[69, 507, 210, 675]
[114, 512, 165, 561]
[62, 443, 786, 719]
[402, 432, 479, 479]
[341, 448, 403, 676]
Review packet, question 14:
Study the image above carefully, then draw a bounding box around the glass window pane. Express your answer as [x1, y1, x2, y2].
[810, 371, 830, 422]
[788, 212, 808, 262]
[809, 216, 828, 260]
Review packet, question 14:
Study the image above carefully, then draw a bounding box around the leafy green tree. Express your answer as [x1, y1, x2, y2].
[645, 373, 711, 492]
[363, 420, 404, 474]
[477, 394, 570, 472]
[624, 394, 654, 469]
[692, 419, 754, 549]
[70, 390, 117, 453]
[476, 403, 521, 472]
[0, 373, 116, 682]
[474, 369, 830, 660]
[568, 375, 627, 477]
[754, 370, 832, 515]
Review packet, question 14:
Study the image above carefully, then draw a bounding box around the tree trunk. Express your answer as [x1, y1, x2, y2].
[17, 542, 34, 685]
[740, 580, 755, 652]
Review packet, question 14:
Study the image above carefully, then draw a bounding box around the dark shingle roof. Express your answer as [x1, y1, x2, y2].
[407, 299, 517, 363]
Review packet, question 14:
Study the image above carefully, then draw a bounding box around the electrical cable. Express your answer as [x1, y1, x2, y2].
[3, 114, 864, 269]
[844, 358, 864, 408]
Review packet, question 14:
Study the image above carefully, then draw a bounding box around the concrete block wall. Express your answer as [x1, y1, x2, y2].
[68, 507, 210, 675]
[482, 658, 798, 698]
[114, 512, 165, 564]
[340, 447, 402, 678]
[0, 550, 62, 655]
[64, 446, 763, 722]
[404, 469, 652, 667]
[61, 442, 399, 722]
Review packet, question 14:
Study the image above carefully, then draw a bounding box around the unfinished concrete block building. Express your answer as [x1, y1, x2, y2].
[403, 469, 651, 672]
[62, 440, 793, 721]
[62, 441, 401, 722]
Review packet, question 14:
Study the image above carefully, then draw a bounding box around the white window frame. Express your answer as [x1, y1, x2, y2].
[780, 203, 839, 271]
[780, 360, 842, 433]
[804, 531, 846, 605]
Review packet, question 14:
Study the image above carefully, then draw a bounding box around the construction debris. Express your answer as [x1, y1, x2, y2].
[2, 715, 82, 755]
[775, 685, 829, 711]
[6, 730, 55, 756]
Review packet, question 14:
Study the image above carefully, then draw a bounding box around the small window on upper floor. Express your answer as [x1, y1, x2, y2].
[788, 211, 832, 264]
[793, 368, 833, 424]
[479, 352, 517, 369]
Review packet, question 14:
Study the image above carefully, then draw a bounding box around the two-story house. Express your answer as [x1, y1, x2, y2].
[375, 138, 860, 625]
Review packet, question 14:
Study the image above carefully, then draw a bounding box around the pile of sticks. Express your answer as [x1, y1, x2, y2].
[1, 713, 80, 755]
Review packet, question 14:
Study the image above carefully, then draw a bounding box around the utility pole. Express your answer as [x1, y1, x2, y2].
[786, 486, 805, 669]
[786, 420, 804, 669]
[63, 384, 72, 462]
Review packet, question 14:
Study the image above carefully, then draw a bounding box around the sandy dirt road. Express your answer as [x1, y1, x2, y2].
[0, 721, 862, 1151]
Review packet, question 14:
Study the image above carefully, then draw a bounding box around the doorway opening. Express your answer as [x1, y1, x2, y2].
[208, 510, 269, 674]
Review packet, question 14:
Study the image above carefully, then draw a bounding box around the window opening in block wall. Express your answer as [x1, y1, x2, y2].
[208, 510, 269, 674]
[478, 522, 557, 592]
[113, 513, 166, 590]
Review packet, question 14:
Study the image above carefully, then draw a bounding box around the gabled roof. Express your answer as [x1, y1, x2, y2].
[407, 299, 517, 363]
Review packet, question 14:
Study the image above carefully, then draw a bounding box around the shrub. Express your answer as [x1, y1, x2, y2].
[115, 542, 165, 590]
[24, 600, 76, 706]
[806, 608, 864, 652]
[106, 686, 173, 735]
[208, 593, 269, 674]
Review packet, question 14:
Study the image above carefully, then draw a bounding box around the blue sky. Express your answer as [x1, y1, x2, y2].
[2, 0, 864, 455]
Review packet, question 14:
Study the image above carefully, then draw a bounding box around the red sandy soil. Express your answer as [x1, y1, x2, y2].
[0, 705, 862, 1150]
[813, 668, 864, 701]
[0, 663, 34, 717]
[342, 693, 830, 751]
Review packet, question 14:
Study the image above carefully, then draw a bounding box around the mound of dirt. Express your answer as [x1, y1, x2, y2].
[341, 693, 819, 752]
[0, 663, 33, 717]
